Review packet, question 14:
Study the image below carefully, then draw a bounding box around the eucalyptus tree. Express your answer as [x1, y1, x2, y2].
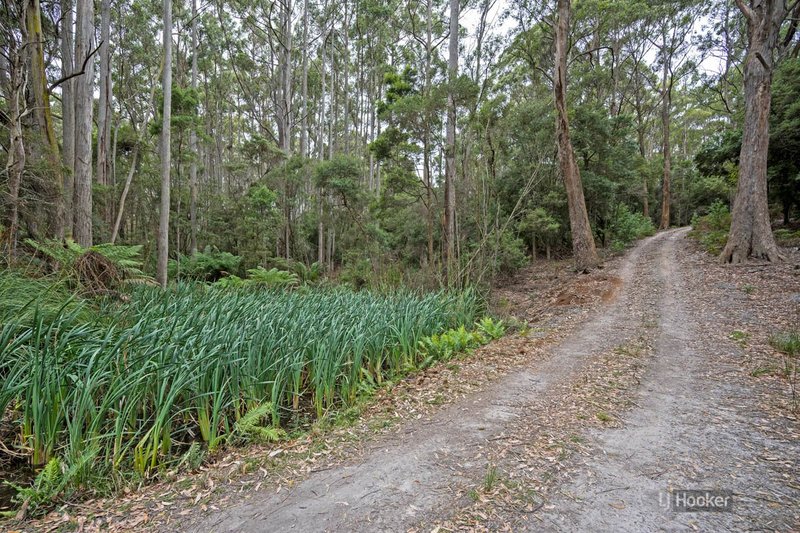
[73, 0, 95, 246]
[720, 0, 799, 263]
[648, 0, 701, 230]
[554, 0, 599, 271]
[444, 0, 459, 274]
[157, 0, 173, 288]
[0, 0, 26, 254]
[60, 0, 75, 234]
[97, 0, 113, 198]
[189, 0, 199, 255]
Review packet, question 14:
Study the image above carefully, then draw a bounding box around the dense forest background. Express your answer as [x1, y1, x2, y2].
[1, 0, 799, 286]
[2, 0, 800, 517]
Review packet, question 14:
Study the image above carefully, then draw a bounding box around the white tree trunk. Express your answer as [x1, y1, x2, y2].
[189, 0, 199, 255]
[97, 0, 112, 192]
[444, 0, 459, 277]
[157, 0, 173, 288]
[73, 0, 94, 246]
[60, 0, 75, 237]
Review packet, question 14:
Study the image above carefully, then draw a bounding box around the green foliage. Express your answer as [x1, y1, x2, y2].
[170, 249, 243, 281]
[214, 275, 244, 288]
[476, 317, 506, 341]
[0, 270, 76, 323]
[0, 283, 482, 502]
[315, 155, 364, 205]
[24, 239, 151, 291]
[606, 204, 656, 251]
[770, 57, 800, 222]
[338, 253, 373, 290]
[518, 208, 561, 256]
[245, 266, 300, 288]
[271, 258, 322, 285]
[689, 200, 731, 254]
[418, 317, 505, 364]
[5, 449, 97, 518]
[774, 228, 800, 247]
[232, 403, 286, 444]
[485, 230, 528, 274]
[771, 331, 800, 358]
[210, 262, 317, 289]
[150, 84, 200, 135]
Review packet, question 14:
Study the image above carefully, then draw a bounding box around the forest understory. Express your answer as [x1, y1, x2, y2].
[4, 229, 797, 532]
[3, 0, 800, 529]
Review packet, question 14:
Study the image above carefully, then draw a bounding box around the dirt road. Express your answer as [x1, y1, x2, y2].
[191, 230, 799, 532]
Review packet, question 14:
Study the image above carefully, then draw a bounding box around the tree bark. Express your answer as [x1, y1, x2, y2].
[72, 0, 94, 246]
[279, 0, 292, 260]
[157, 0, 173, 288]
[60, 0, 75, 237]
[300, 0, 309, 158]
[317, 39, 326, 267]
[444, 0, 459, 278]
[636, 123, 649, 218]
[25, 0, 65, 239]
[424, 0, 435, 266]
[189, 0, 199, 255]
[659, 32, 671, 230]
[721, 0, 787, 263]
[97, 0, 112, 193]
[110, 144, 139, 244]
[554, 0, 599, 272]
[2, 27, 25, 255]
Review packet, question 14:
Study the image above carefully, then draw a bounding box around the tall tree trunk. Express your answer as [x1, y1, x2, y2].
[424, 0, 435, 266]
[157, 0, 173, 288]
[342, 0, 350, 154]
[637, 123, 649, 218]
[279, 0, 292, 260]
[25, 0, 65, 239]
[659, 35, 671, 230]
[60, 0, 75, 237]
[300, 0, 309, 158]
[721, 0, 787, 263]
[111, 66, 159, 244]
[110, 145, 139, 244]
[97, 0, 112, 197]
[2, 32, 25, 255]
[444, 0, 459, 277]
[189, 0, 199, 255]
[317, 39, 326, 267]
[73, 0, 94, 246]
[554, 0, 599, 272]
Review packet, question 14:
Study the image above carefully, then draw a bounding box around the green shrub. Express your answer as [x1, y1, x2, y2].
[271, 258, 323, 285]
[170, 249, 243, 281]
[25, 239, 150, 291]
[607, 204, 655, 250]
[246, 266, 300, 288]
[476, 316, 505, 341]
[339, 254, 373, 290]
[487, 229, 528, 274]
[689, 200, 731, 254]
[418, 317, 505, 365]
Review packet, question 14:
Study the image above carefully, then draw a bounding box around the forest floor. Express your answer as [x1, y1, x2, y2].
[8, 228, 800, 532]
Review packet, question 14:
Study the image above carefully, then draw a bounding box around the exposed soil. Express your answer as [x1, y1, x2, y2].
[5, 229, 799, 532]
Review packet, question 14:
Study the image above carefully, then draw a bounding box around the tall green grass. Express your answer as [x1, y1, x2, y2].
[0, 282, 481, 480]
